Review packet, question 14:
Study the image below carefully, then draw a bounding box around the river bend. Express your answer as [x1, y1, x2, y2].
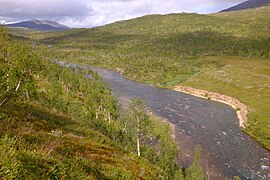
[62, 62, 270, 179]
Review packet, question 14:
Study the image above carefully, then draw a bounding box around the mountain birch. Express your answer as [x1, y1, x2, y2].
[129, 99, 153, 157]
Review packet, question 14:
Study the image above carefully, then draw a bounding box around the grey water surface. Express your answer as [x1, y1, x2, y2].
[61, 62, 270, 179]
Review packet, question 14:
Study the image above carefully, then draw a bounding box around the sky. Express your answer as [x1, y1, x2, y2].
[0, 0, 246, 28]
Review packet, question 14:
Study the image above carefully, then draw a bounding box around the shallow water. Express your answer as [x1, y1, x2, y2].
[62, 62, 270, 179]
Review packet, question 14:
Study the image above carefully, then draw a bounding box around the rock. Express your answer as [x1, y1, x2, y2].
[261, 165, 269, 171]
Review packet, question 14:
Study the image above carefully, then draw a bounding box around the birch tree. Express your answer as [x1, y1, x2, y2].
[186, 145, 205, 180]
[0, 27, 40, 105]
[129, 99, 152, 157]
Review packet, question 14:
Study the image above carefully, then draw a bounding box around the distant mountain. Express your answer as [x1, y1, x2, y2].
[220, 0, 270, 12]
[6, 19, 71, 31]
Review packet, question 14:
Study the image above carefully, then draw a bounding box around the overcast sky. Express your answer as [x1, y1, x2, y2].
[0, 0, 245, 28]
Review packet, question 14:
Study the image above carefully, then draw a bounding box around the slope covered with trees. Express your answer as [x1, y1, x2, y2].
[26, 6, 270, 150]
[0, 27, 207, 179]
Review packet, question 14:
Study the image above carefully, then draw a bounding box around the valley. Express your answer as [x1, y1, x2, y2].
[31, 6, 270, 150]
[1, 1, 270, 179]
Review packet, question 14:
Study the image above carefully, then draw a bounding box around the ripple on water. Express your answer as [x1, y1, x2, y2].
[221, 131, 227, 136]
[261, 165, 269, 171]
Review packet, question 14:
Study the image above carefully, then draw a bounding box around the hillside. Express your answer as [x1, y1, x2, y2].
[221, 0, 270, 12]
[6, 20, 70, 31]
[1, 27, 208, 179]
[27, 6, 270, 150]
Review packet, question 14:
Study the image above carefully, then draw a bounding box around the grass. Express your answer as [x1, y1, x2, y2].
[0, 102, 163, 179]
[182, 56, 270, 149]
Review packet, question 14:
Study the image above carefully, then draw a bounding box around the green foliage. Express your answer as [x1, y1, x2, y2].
[0, 27, 41, 105]
[128, 99, 153, 144]
[1, 27, 185, 179]
[0, 27, 9, 41]
[147, 118, 179, 178]
[0, 135, 21, 179]
[233, 176, 241, 180]
[186, 146, 205, 180]
[173, 169, 185, 180]
[120, 99, 184, 179]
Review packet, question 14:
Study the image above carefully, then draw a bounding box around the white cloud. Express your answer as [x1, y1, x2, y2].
[0, 0, 245, 27]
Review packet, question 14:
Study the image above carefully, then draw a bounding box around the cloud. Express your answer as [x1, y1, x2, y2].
[0, 0, 245, 27]
[0, 0, 92, 22]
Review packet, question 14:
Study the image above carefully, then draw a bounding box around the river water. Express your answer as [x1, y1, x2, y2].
[61, 62, 270, 179]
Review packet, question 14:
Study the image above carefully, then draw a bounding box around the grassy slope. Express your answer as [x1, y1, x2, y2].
[1, 28, 183, 179]
[0, 102, 161, 179]
[27, 7, 270, 149]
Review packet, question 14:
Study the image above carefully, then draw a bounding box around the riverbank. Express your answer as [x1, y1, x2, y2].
[65, 63, 270, 178]
[173, 85, 248, 128]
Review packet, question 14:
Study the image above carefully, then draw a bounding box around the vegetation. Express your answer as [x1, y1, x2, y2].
[3, 5, 269, 179]
[1, 27, 206, 179]
[185, 146, 205, 180]
[182, 56, 270, 149]
[21, 6, 270, 149]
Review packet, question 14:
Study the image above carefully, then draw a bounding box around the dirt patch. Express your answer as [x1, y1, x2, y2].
[173, 85, 248, 128]
[116, 67, 124, 75]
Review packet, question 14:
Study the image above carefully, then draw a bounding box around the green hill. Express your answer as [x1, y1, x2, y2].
[25, 6, 270, 150]
[2, 27, 206, 179]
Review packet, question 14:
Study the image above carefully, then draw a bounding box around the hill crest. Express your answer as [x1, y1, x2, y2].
[220, 0, 270, 12]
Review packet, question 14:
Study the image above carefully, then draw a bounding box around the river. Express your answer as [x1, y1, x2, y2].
[61, 62, 270, 179]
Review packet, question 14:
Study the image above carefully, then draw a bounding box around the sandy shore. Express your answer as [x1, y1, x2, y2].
[173, 85, 248, 128]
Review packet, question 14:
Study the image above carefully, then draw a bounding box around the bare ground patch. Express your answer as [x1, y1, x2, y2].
[173, 85, 248, 128]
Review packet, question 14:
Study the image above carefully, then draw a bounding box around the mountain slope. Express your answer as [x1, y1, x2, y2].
[220, 0, 270, 12]
[0, 27, 192, 179]
[0, 102, 165, 179]
[6, 20, 70, 31]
